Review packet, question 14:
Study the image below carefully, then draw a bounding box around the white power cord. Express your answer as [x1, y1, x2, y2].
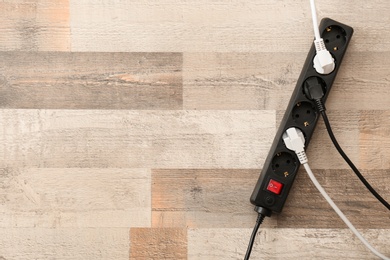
[310, 0, 335, 74]
[310, 0, 321, 40]
[283, 127, 390, 260]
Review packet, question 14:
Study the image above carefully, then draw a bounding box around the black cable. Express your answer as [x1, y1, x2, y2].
[320, 109, 390, 211]
[244, 213, 265, 260]
[244, 207, 271, 260]
[303, 81, 390, 211]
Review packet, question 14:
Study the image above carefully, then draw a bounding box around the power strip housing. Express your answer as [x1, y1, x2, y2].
[250, 18, 353, 213]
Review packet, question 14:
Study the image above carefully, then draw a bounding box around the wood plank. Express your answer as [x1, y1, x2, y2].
[188, 228, 390, 260]
[279, 169, 390, 228]
[183, 52, 300, 110]
[69, 0, 390, 52]
[152, 169, 277, 228]
[183, 52, 390, 110]
[0, 52, 182, 110]
[0, 168, 151, 228]
[327, 52, 390, 111]
[360, 110, 390, 169]
[0, 0, 70, 51]
[130, 228, 187, 259]
[0, 228, 129, 260]
[0, 110, 275, 168]
[69, 0, 310, 52]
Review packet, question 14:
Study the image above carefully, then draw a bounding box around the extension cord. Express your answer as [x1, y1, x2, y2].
[249, 18, 353, 213]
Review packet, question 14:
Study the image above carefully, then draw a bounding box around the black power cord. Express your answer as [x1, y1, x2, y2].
[320, 110, 390, 211]
[303, 78, 390, 211]
[245, 207, 271, 260]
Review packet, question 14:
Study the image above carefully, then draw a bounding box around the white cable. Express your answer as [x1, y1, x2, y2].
[310, 0, 321, 40]
[303, 163, 389, 260]
[283, 127, 389, 260]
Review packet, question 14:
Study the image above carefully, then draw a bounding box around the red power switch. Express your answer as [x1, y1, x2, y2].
[267, 179, 283, 195]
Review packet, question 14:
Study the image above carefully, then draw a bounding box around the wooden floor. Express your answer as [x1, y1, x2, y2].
[0, 0, 389, 259]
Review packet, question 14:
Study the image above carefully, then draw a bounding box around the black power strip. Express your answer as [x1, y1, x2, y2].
[250, 18, 353, 213]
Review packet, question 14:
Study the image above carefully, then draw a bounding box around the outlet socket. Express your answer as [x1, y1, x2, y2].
[271, 151, 298, 178]
[250, 18, 353, 213]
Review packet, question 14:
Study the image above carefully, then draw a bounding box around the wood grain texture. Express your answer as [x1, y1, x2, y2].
[0, 52, 182, 110]
[279, 169, 390, 228]
[69, 0, 311, 52]
[183, 52, 299, 110]
[188, 228, 390, 260]
[327, 52, 390, 111]
[0, 109, 274, 168]
[130, 228, 187, 259]
[152, 169, 277, 228]
[0, 0, 70, 51]
[0, 168, 151, 228]
[0, 228, 130, 260]
[360, 110, 390, 169]
[2, 0, 390, 259]
[69, 0, 390, 52]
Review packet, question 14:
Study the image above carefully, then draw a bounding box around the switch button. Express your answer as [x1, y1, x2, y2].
[267, 179, 283, 195]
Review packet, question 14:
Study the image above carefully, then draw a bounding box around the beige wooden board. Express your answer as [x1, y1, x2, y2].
[0, 109, 275, 168]
[326, 52, 390, 111]
[152, 169, 277, 228]
[0, 168, 151, 228]
[130, 228, 187, 259]
[0, 0, 70, 51]
[2, 0, 390, 258]
[183, 52, 299, 110]
[360, 110, 390, 169]
[0, 228, 130, 260]
[188, 228, 390, 260]
[69, 0, 390, 52]
[0, 52, 182, 110]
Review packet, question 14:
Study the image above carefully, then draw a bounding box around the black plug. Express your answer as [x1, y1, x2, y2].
[303, 76, 326, 112]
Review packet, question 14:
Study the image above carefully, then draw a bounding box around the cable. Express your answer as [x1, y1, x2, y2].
[303, 162, 389, 260]
[244, 213, 265, 260]
[310, 0, 321, 40]
[321, 110, 390, 211]
[303, 78, 390, 211]
[244, 207, 271, 260]
[283, 127, 390, 260]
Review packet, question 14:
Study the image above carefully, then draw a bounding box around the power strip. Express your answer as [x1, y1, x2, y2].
[250, 18, 353, 213]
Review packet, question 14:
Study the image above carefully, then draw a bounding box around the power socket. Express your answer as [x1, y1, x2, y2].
[250, 18, 353, 213]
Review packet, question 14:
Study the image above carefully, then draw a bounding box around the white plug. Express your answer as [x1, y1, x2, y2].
[282, 127, 308, 164]
[313, 39, 335, 74]
[310, 0, 335, 75]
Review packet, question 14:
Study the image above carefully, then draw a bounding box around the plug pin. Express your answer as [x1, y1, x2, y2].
[304, 121, 310, 127]
[284, 172, 289, 177]
[326, 26, 332, 32]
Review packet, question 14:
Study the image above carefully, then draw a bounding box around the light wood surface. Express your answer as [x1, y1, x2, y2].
[0, 1, 389, 259]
